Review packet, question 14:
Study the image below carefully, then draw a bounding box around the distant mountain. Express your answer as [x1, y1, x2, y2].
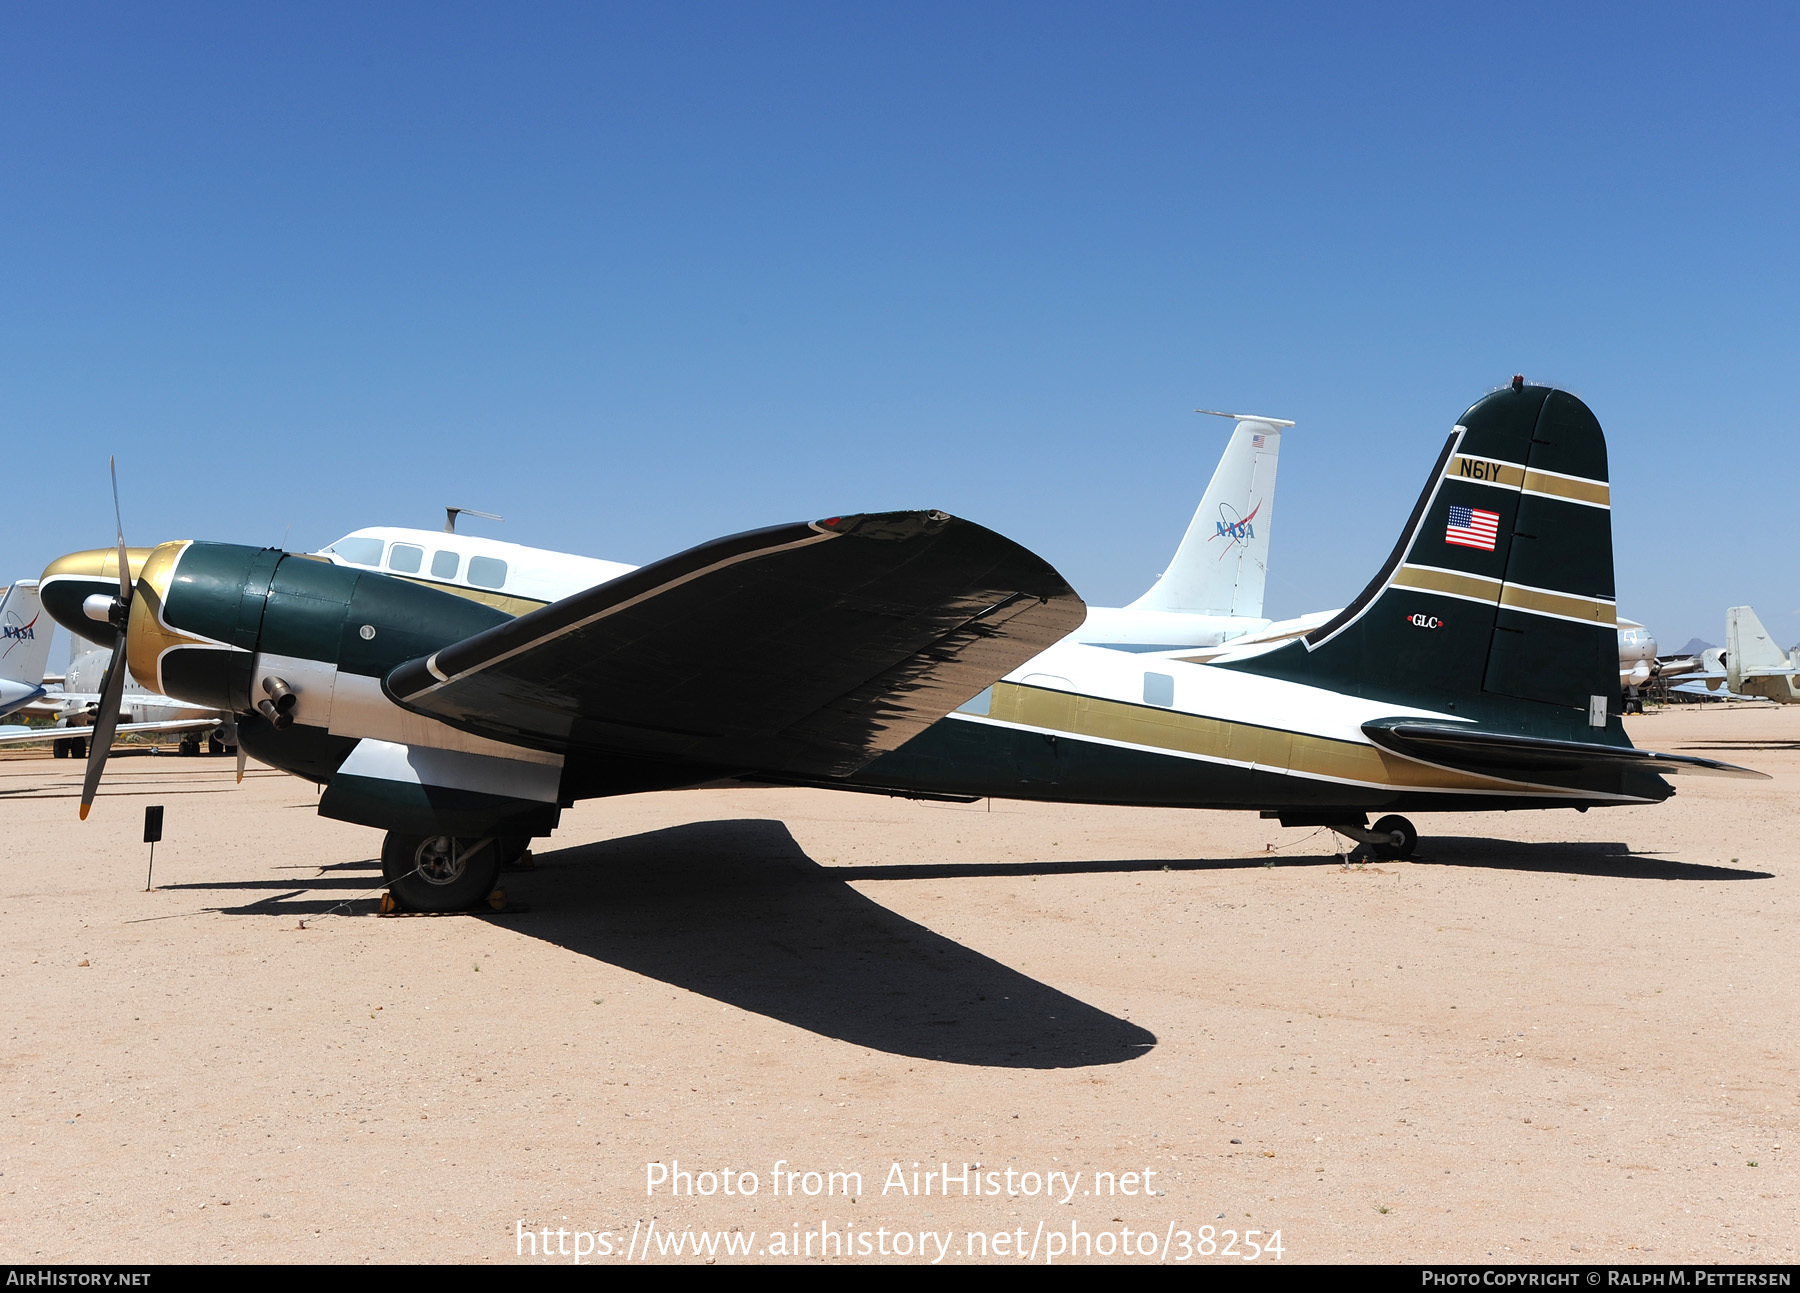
[1676, 638, 1717, 657]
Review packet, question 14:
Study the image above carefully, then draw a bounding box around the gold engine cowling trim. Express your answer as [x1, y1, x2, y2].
[127, 541, 212, 694]
[41, 546, 156, 585]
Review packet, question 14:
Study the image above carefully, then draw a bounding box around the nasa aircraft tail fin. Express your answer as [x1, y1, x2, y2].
[1127, 413, 1287, 619]
[0, 580, 53, 687]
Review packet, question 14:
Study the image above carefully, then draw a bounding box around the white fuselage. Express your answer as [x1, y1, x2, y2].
[318, 527, 635, 607]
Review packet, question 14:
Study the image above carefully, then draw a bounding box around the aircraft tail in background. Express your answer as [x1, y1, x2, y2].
[0, 580, 53, 718]
[1724, 605, 1800, 701]
[1126, 412, 1288, 619]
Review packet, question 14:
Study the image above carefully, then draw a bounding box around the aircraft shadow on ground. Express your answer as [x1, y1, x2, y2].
[488, 819, 1156, 1069]
[839, 837, 1769, 883]
[1419, 837, 1772, 880]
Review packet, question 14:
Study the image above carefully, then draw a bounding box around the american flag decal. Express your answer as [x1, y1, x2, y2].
[1445, 505, 1500, 551]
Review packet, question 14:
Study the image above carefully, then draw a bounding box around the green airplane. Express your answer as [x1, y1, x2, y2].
[40, 382, 1761, 912]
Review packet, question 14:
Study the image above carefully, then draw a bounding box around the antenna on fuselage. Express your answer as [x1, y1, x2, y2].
[445, 507, 504, 533]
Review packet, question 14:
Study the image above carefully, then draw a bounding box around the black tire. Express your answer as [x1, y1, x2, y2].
[52, 740, 67, 759]
[71, 738, 87, 760]
[208, 737, 225, 756]
[380, 833, 502, 912]
[1371, 814, 1418, 860]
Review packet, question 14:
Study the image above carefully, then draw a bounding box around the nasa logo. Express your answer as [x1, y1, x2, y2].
[1405, 613, 1444, 630]
[1209, 499, 1263, 550]
[2, 625, 34, 640]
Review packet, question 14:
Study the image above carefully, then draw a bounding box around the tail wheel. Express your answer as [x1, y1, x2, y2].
[1371, 814, 1418, 860]
[380, 833, 502, 912]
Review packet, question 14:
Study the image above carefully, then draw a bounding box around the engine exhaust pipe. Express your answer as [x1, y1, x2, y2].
[257, 676, 298, 730]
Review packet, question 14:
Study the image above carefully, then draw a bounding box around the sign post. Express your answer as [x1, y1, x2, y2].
[143, 805, 164, 891]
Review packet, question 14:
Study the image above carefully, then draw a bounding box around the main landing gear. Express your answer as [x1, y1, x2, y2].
[380, 832, 529, 912]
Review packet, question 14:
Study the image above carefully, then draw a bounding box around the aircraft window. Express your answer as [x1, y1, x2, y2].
[328, 538, 384, 567]
[388, 544, 424, 574]
[431, 550, 460, 580]
[955, 686, 993, 716]
[1143, 672, 1175, 707]
[468, 556, 507, 589]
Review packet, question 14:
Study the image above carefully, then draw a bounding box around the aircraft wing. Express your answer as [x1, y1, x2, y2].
[387, 510, 1084, 778]
[0, 718, 222, 746]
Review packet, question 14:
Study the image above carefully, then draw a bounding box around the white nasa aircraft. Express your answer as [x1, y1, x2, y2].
[1075, 411, 1291, 650]
[0, 581, 53, 719]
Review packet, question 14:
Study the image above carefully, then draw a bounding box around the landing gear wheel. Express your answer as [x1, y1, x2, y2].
[1371, 814, 1418, 860]
[208, 736, 225, 755]
[380, 833, 502, 912]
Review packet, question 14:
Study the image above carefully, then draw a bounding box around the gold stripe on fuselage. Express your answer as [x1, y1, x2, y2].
[986, 682, 1556, 795]
[386, 574, 546, 618]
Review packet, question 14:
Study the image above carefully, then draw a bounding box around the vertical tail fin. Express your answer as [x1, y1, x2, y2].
[1128, 416, 1286, 618]
[1224, 384, 1622, 739]
[0, 580, 54, 687]
[1724, 605, 1793, 694]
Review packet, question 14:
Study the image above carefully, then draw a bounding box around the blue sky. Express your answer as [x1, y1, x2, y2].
[4, 3, 1795, 655]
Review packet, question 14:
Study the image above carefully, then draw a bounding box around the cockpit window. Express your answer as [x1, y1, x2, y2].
[388, 544, 424, 574]
[326, 537, 384, 567]
[468, 556, 507, 589]
[431, 550, 460, 579]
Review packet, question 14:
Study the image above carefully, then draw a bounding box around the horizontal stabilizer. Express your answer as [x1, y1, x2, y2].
[1362, 720, 1768, 782]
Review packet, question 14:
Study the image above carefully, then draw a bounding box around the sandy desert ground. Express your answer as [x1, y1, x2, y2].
[0, 704, 1794, 1265]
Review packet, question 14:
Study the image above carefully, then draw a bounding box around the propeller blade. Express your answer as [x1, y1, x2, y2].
[236, 744, 247, 784]
[78, 629, 131, 820]
[109, 457, 132, 605]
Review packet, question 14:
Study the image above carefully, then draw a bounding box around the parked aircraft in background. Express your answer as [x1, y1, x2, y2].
[1617, 618, 1656, 712]
[41, 382, 1762, 913]
[0, 637, 231, 756]
[1076, 411, 1290, 650]
[1659, 606, 1800, 704]
[0, 581, 52, 719]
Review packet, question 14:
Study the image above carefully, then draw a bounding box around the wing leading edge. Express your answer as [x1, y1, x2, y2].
[385, 511, 1084, 778]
